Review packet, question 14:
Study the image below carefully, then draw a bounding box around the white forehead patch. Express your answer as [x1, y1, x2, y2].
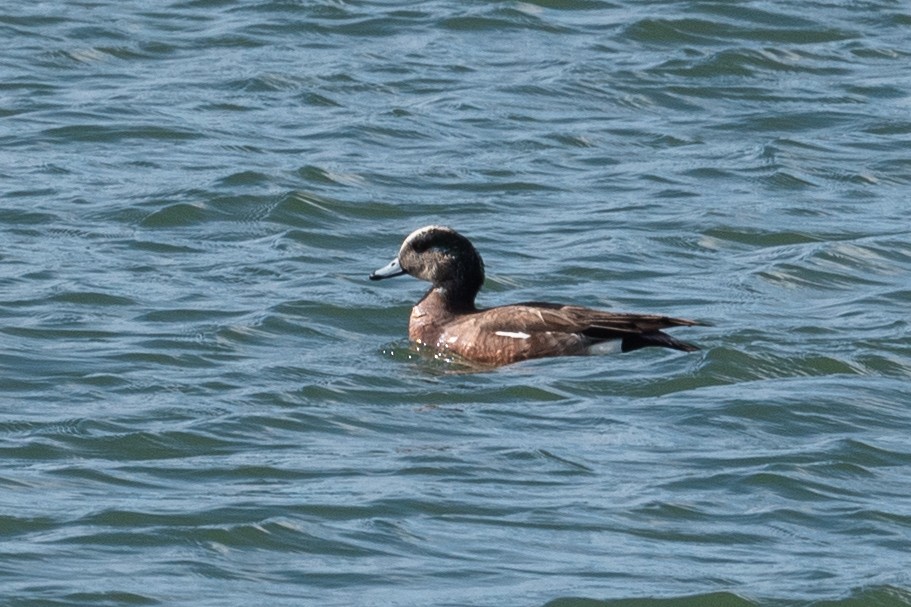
[401, 225, 451, 251]
[495, 331, 530, 340]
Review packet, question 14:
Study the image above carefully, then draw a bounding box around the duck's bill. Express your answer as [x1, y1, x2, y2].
[369, 258, 406, 280]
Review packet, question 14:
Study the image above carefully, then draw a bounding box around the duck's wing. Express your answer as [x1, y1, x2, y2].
[494, 302, 699, 334]
[486, 302, 703, 352]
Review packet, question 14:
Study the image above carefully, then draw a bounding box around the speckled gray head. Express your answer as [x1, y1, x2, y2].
[369, 225, 485, 294]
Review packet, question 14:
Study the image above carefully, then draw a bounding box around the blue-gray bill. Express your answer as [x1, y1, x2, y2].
[370, 258, 405, 280]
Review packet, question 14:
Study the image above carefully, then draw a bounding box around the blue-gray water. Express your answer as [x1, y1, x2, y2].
[2, 1, 910, 605]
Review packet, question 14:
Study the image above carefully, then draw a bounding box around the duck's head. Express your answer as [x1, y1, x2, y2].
[370, 225, 485, 307]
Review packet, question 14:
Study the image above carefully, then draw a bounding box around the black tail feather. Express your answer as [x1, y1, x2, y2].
[621, 331, 699, 353]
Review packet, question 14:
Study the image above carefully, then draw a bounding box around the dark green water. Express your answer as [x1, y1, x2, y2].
[2, 1, 910, 605]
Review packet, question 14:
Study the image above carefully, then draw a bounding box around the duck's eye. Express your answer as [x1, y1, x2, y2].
[414, 239, 451, 256]
[410, 235, 433, 253]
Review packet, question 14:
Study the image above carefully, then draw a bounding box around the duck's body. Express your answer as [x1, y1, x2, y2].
[370, 225, 701, 367]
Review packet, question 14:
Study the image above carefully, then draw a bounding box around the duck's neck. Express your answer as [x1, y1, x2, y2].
[420, 284, 478, 314]
[445, 259, 484, 310]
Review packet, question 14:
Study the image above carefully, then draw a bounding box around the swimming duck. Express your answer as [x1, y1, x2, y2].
[370, 225, 701, 366]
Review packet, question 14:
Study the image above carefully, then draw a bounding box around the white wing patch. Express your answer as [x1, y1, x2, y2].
[495, 331, 531, 340]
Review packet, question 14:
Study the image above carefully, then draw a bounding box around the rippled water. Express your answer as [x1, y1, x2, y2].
[2, 1, 911, 605]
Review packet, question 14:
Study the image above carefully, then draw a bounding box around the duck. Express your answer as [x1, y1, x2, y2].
[369, 225, 702, 366]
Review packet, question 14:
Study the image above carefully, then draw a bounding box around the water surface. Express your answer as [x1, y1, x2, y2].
[2, 1, 911, 605]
